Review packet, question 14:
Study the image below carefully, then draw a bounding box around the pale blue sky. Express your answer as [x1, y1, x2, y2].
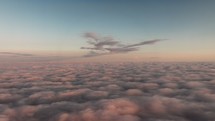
[0, 0, 215, 60]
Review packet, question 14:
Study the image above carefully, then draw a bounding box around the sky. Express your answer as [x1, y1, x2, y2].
[0, 0, 215, 61]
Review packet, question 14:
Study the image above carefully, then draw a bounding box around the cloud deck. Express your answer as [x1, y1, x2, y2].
[0, 62, 215, 121]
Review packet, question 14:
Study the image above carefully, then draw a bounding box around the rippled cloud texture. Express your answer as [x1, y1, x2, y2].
[1, 62, 215, 121]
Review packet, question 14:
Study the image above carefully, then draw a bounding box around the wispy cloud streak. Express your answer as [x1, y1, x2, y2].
[0, 52, 34, 56]
[124, 39, 163, 48]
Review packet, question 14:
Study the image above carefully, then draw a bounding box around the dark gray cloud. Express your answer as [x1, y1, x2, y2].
[1, 62, 215, 121]
[81, 32, 164, 57]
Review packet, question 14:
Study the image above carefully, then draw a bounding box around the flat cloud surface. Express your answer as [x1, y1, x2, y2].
[0, 62, 215, 121]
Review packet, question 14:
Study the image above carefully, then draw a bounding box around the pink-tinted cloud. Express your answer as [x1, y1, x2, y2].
[1, 62, 215, 121]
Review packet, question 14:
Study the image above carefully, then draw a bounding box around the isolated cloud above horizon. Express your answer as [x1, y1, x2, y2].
[81, 32, 164, 57]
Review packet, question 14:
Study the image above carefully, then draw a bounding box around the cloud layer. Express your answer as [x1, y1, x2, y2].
[1, 62, 215, 121]
[81, 32, 163, 57]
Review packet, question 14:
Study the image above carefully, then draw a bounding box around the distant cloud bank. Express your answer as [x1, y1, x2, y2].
[0, 52, 34, 56]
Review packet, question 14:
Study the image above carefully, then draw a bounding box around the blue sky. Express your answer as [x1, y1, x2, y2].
[0, 0, 215, 61]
